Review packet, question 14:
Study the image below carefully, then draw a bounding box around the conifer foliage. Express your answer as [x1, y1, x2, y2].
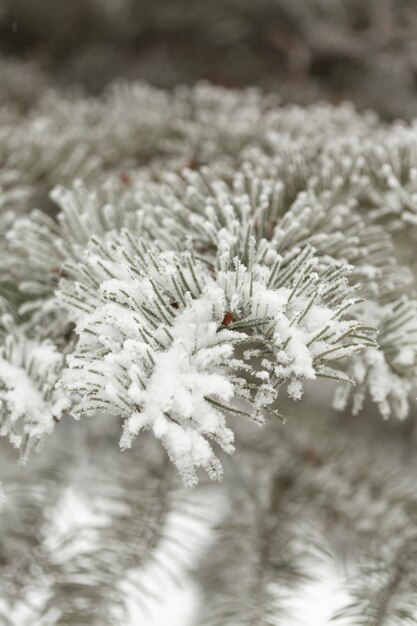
[1, 80, 417, 624]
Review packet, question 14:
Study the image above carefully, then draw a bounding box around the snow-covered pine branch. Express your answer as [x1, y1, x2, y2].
[57, 231, 374, 485]
[334, 298, 417, 419]
[3, 150, 415, 426]
[0, 316, 68, 457]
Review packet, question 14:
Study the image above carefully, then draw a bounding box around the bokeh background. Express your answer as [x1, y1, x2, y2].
[1, 0, 417, 120]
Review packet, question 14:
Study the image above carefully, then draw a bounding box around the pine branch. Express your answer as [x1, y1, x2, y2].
[0, 319, 68, 457]
[56, 231, 371, 484]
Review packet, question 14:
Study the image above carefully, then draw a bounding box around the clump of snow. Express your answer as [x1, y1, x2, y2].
[287, 379, 303, 401]
[119, 287, 239, 486]
[0, 334, 68, 454]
